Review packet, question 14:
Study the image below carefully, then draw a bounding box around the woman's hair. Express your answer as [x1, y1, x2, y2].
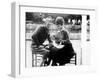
[55, 16, 65, 26]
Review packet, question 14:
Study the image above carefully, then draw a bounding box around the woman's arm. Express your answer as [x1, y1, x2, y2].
[62, 30, 69, 40]
[47, 33, 52, 43]
[61, 30, 70, 45]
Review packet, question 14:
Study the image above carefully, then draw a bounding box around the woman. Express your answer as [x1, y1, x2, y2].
[47, 16, 75, 66]
[54, 16, 70, 45]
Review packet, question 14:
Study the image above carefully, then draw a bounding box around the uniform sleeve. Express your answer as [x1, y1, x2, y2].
[31, 28, 40, 46]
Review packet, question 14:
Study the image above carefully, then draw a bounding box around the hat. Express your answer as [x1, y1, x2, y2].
[43, 16, 53, 23]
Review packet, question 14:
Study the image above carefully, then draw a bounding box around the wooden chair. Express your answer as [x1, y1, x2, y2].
[32, 47, 49, 67]
[70, 53, 77, 65]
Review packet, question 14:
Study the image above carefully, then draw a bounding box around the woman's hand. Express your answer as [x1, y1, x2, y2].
[49, 43, 54, 48]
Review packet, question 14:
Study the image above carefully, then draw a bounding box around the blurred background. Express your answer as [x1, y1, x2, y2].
[25, 12, 90, 41]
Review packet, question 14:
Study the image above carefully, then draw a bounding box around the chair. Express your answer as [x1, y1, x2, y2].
[32, 47, 49, 67]
[70, 53, 77, 65]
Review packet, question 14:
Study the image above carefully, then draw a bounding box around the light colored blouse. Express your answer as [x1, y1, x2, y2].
[54, 27, 69, 42]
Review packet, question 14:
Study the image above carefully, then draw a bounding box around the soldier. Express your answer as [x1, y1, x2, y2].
[31, 17, 53, 66]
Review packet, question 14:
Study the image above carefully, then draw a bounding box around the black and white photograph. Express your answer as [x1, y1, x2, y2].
[25, 12, 90, 67]
[11, 2, 97, 77]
